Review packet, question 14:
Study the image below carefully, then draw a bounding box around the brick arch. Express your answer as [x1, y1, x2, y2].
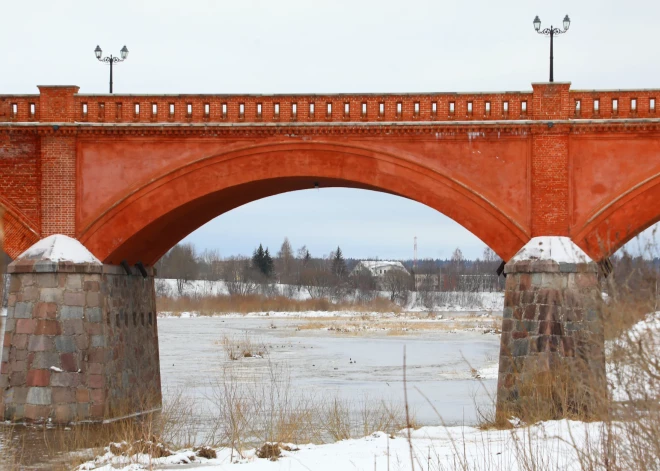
[0, 198, 40, 259]
[574, 172, 660, 260]
[78, 143, 529, 265]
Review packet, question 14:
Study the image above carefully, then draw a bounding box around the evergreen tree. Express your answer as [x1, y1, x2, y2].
[332, 246, 347, 277]
[263, 248, 274, 277]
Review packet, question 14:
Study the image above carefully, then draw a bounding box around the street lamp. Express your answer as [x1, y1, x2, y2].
[94, 45, 129, 93]
[533, 15, 570, 82]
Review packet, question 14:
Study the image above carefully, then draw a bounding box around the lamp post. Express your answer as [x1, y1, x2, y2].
[94, 45, 129, 93]
[533, 15, 570, 82]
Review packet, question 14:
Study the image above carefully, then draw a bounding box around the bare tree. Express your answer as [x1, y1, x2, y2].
[276, 237, 295, 284]
[223, 256, 258, 296]
[350, 267, 377, 303]
[383, 269, 413, 305]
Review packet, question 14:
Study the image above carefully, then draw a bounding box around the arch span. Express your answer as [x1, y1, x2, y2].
[78, 143, 530, 265]
[575, 172, 660, 259]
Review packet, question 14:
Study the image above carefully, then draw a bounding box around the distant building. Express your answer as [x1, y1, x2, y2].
[351, 260, 410, 278]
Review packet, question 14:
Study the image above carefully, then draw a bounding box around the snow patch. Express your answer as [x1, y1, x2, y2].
[511, 236, 591, 264]
[17, 235, 101, 264]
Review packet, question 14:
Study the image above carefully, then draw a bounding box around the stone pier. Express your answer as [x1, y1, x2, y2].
[497, 237, 607, 421]
[0, 235, 161, 423]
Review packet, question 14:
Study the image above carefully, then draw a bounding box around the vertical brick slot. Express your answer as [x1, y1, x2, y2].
[326, 102, 332, 119]
[344, 102, 350, 119]
[257, 103, 263, 119]
[274, 103, 280, 120]
[186, 103, 192, 118]
[98, 102, 105, 121]
[10, 103, 17, 119]
[574, 99, 581, 117]
[612, 98, 618, 115]
[503, 101, 509, 117]
[651, 98, 656, 113]
[134, 103, 140, 120]
[169, 103, 175, 119]
[82, 103, 88, 120]
[396, 102, 402, 119]
[467, 101, 473, 117]
[151, 103, 157, 119]
[204, 103, 210, 118]
[593, 98, 600, 115]
[414, 102, 420, 118]
[309, 102, 315, 120]
[631, 98, 637, 114]
[361, 102, 367, 119]
[449, 102, 455, 117]
[239, 103, 245, 120]
[292, 103, 297, 120]
[29, 103, 36, 119]
[378, 102, 384, 119]
[222, 103, 227, 120]
[521, 101, 527, 116]
[485, 101, 491, 116]
[431, 102, 437, 119]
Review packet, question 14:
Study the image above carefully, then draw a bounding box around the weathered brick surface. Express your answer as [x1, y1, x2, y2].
[0, 260, 161, 424]
[497, 258, 606, 419]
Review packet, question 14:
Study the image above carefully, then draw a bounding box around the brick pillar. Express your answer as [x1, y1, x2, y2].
[0, 242, 161, 423]
[37, 86, 79, 237]
[40, 134, 77, 237]
[497, 238, 606, 421]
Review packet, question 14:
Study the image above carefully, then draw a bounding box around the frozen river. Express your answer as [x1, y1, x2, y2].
[159, 315, 501, 430]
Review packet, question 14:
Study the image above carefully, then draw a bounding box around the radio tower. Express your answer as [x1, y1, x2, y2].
[413, 236, 418, 271]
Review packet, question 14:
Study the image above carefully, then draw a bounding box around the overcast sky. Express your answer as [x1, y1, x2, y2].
[3, 0, 659, 260]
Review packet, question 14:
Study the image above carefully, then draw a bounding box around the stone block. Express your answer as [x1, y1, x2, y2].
[14, 302, 34, 319]
[22, 286, 40, 302]
[24, 404, 50, 421]
[61, 319, 84, 335]
[26, 387, 52, 405]
[28, 336, 54, 352]
[27, 369, 51, 387]
[84, 281, 100, 292]
[85, 307, 103, 323]
[60, 353, 77, 372]
[39, 274, 59, 288]
[90, 335, 106, 348]
[90, 403, 105, 418]
[523, 305, 537, 320]
[559, 263, 577, 273]
[86, 292, 102, 308]
[32, 352, 60, 370]
[34, 320, 61, 336]
[11, 334, 28, 350]
[88, 374, 104, 389]
[60, 306, 84, 320]
[52, 387, 75, 404]
[76, 403, 90, 418]
[511, 339, 529, 357]
[55, 336, 76, 353]
[531, 273, 543, 287]
[35, 302, 58, 319]
[87, 363, 103, 375]
[50, 372, 79, 388]
[91, 388, 105, 403]
[76, 388, 90, 403]
[65, 275, 83, 290]
[85, 323, 102, 336]
[16, 319, 36, 334]
[40, 288, 63, 304]
[63, 292, 85, 306]
[503, 307, 513, 319]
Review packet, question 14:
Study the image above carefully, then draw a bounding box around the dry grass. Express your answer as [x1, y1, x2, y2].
[157, 293, 401, 316]
[218, 333, 269, 360]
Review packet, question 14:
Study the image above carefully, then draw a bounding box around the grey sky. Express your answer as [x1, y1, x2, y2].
[3, 0, 659, 260]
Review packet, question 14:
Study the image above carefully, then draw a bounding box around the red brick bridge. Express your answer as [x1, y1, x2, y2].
[1, 83, 659, 265]
[0, 82, 659, 424]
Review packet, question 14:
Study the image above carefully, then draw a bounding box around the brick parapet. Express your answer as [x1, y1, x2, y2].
[0, 263, 161, 424]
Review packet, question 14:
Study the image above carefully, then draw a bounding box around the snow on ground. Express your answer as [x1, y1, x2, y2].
[510, 236, 590, 263]
[156, 278, 505, 312]
[16, 234, 101, 264]
[76, 421, 602, 471]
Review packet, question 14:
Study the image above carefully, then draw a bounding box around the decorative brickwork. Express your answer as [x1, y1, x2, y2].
[0, 260, 161, 423]
[497, 258, 606, 419]
[40, 134, 76, 237]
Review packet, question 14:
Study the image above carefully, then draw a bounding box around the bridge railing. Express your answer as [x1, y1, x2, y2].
[69, 93, 534, 124]
[1, 89, 658, 124]
[569, 90, 657, 119]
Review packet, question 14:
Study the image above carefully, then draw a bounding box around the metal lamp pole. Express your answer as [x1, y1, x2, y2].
[94, 45, 129, 93]
[533, 15, 570, 82]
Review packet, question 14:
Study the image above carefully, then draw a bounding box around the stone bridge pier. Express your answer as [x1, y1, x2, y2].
[0, 236, 161, 423]
[497, 237, 607, 421]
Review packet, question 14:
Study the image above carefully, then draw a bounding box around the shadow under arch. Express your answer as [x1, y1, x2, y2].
[0, 197, 40, 259]
[78, 142, 530, 265]
[574, 171, 660, 260]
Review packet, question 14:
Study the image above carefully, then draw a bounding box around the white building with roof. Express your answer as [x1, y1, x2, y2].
[351, 260, 410, 278]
